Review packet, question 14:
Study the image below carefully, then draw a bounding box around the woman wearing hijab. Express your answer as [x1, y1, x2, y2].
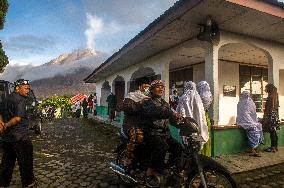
[169, 89, 179, 110]
[263, 84, 280, 152]
[237, 91, 263, 157]
[197, 81, 213, 156]
[176, 81, 209, 145]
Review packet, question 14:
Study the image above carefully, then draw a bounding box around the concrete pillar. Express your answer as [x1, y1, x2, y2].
[160, 62, 170, 102]
[124, 76, 131, 96]
[205, 44, 220, 125]
[268, 54, 279, 90]
[95, 82, 102, 106]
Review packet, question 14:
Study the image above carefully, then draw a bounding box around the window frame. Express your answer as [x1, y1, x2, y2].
[239, 65, 268, 113]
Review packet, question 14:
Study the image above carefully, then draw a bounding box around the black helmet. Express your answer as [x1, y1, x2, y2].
[15, 79, 29, 86]
[178, 117, 199, 137]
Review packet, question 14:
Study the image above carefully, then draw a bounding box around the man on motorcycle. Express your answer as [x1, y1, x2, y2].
[121, 77, 150, 169]
[141, 80, 183, 183]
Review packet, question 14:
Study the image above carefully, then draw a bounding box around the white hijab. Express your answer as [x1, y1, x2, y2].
[236, 91, 262, 131]
[176, 81, 209, 143]
[197, 81, 213, 111]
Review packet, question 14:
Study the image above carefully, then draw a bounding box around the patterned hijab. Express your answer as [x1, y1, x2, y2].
[197, 81, 213, 110]
[149, 80, 165, 91]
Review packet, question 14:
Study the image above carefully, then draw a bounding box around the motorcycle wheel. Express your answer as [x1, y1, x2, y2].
[116, 149, 137, 186]
[185, 167, 237, 188]
[34, 121, 42, 135]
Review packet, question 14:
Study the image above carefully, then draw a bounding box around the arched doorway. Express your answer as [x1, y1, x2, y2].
[218, 42, 272, 125]
[100, 81, 111, 107]
[112, 76, 125, 111]
[129, 66, 159, 92]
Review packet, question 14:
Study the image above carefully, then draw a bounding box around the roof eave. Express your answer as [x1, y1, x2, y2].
[84, 0, 204, 83]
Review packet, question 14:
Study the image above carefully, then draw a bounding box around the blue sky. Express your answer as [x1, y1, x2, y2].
[2, 0, 284, 66]
[1, 0, 177, 66]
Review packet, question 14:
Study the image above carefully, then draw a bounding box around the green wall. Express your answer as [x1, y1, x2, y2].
[96, 106, 124, 125]
[95, 105, 284, 156]
[212, 126, 284, 157]
[96, 106, 108, 118]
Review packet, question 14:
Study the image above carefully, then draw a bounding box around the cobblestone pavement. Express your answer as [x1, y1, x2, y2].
[1, 118, 121, 188]
[0, 118, 283, 187]
[232, 163, 284, 188]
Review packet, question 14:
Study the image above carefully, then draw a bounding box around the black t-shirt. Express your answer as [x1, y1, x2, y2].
[1, 92, 29, 142]
[141, 98, 173, 132]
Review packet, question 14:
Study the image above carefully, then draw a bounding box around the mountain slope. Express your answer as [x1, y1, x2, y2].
[31, 68, 96, 99]
[0, 48, 108, 98]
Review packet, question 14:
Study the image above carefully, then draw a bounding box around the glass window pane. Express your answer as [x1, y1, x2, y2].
[251, 75, 262, 94]
[251, 67, 262, 76]
[262, 68, 268, 77]
[240, 75, 251, 93]
[251, 94, 262, 112]
[240, 65, 250, 75]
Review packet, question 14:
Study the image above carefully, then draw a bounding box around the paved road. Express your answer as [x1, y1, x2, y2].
[232, 163, 284, 188]
[0, 118, 283, 187]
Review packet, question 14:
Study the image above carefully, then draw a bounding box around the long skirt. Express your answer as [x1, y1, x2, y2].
[200, 112, 211, 156]
[246, 127, 263, 148]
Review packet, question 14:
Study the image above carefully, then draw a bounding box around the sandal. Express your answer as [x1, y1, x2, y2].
[249, 152, 261, 157]
[264, 147, 275, 152]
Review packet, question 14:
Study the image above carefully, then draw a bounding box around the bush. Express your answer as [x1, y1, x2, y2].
[39, 96, 72, 117]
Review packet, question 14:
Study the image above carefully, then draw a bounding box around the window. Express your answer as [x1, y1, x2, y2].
[239, 65, 268, 112]
[170, 67, 193, 95]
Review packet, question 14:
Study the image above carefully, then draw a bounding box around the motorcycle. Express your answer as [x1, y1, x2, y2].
[29, 106, 43, 135]
[26, 90, 43, 135]
[109, 117, 237, 188]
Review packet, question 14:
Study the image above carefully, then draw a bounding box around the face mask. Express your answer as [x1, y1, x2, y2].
[144, 88, 150, 96]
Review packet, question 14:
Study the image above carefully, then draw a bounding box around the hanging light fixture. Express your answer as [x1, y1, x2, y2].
[197, 16, 220, 45]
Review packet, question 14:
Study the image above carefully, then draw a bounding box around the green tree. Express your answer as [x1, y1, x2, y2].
[0, 0, 8, 29]
[39, 96, 72, 118]
[0, 42, 9, 72]
[0, 0, 9, 71]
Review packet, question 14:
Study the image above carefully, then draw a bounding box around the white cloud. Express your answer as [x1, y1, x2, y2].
[0, 52, 108, 82]
[84, 13, 123, 51]
[85, 0, 178, 26]
[4, 34, 57, 54]
[84, 13, 103, 50]
[83, 0, 178, 53]
[0, 64, 34, 82]
[9, 59, 33, 66]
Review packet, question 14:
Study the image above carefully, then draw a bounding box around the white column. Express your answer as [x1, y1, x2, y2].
[124, 76, 131, 96]
[268, 55, 279, 90]
[269, 52, 281, 120]
[205, 44, 220, 125]
[95, 82, 102, 106]
[160, 62, 170, 102]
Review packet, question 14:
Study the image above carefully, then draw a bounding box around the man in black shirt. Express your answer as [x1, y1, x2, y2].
[0, 79, 36, 188]
[141, 80, 183, 183]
